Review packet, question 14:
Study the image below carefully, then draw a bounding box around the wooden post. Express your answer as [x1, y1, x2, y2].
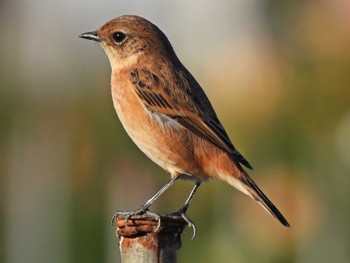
[115, 214, 188, 263]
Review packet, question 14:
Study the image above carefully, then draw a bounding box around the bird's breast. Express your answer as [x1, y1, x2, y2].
[110, 76, 200, 176]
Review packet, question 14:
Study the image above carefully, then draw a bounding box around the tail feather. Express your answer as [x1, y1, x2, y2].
[239, 173, 290, 228]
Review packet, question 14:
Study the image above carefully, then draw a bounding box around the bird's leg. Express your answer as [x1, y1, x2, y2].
[169, 182, 201, 239]
[177, 182, 201, 214]
[138, 177, 179, 212]
[112, 177, 179, 229]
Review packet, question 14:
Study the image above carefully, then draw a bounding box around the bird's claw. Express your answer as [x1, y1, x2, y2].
[111, 208, 162, 232]
[169, 209, 196, 240]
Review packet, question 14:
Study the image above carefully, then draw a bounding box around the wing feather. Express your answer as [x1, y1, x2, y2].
[129, 67, 252, 169]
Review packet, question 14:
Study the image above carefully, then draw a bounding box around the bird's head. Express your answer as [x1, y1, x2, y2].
[79, 15, 177, 71]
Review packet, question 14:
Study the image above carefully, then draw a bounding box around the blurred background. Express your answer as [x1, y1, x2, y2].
[1, 0, 350, 262]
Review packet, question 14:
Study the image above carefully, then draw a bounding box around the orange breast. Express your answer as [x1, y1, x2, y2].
[111, 74, 200, 177]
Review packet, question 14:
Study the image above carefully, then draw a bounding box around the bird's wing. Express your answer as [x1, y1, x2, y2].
[129, 67, 252, 169]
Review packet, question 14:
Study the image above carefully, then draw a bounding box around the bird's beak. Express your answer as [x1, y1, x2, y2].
[79, 31, 102, 42]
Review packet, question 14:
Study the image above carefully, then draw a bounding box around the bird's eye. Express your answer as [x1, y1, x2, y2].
[112, 31, 126, 44]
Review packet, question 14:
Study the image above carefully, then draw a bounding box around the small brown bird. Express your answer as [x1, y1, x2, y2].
[80, 15, 290, 228]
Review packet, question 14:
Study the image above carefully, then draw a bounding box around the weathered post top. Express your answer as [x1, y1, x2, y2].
[115, 214, 188, 263]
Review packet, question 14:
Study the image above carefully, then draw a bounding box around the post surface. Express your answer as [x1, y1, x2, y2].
[116, 214, 187, 263]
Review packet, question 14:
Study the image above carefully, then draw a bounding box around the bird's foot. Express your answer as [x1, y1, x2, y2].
[112, 208, 162, 232]
[168, 208, 196, 239]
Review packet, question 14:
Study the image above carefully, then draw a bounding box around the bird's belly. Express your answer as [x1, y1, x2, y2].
[111, 84, 198, 176]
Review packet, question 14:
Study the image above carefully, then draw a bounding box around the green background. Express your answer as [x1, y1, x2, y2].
[1, 1, 350, 262]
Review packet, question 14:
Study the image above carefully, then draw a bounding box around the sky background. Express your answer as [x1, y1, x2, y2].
[1, 0, 350, 262]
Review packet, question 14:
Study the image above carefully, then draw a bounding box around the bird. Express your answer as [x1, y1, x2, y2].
[79, 15, 290, 229]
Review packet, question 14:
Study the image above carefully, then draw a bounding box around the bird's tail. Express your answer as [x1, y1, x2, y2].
[225, 170, 290, 228]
